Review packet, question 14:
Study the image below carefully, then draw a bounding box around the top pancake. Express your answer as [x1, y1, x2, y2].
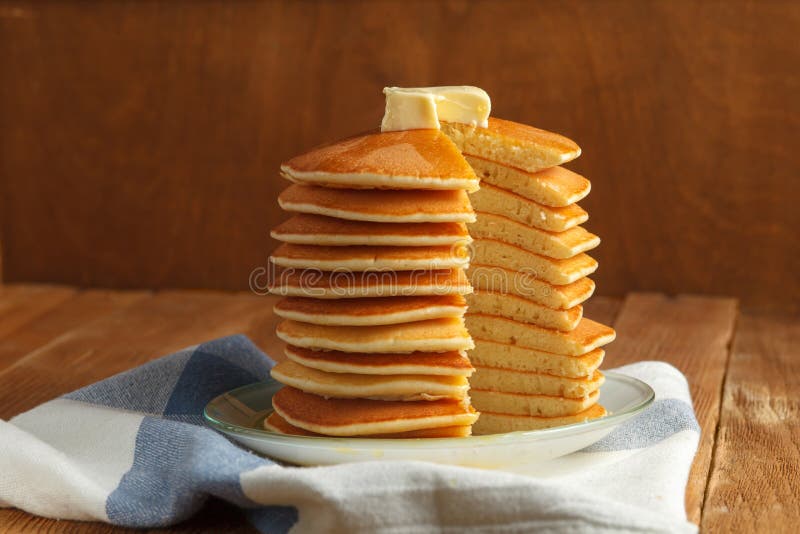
[281, 129, 479, 191]
[278, 185, 476, 223]
[271, 214, 470, 247]
[441, 118, 581, 173]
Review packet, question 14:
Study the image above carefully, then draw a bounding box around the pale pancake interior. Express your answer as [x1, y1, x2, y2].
[469, 212, 599, 260]
[471, 239, 598, 285]
[466, 314, 615, 356]
[470, 182, 587, 232]
[264, 412, 472, 438]
[472, 404, 607, 434]
[464, 154, 591, 207]
[441, 117, 581, 173]
[468, 265, 595, 310]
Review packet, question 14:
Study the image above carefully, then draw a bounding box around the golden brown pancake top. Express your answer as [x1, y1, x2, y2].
[269, 267, 471, 292]
[285, 345, 474, 371]
[273, 386, 475, 426]
[278, 185, 474, 219]
[282, 130, 476, 179]
[275, 295, 466, 317]
[272, 243, 468, 263]
[264, 412, 471, 438]
[272, 214, 469, 239]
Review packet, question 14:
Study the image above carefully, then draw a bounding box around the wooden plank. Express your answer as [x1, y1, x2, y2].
[0, 290, 281, 419]
[582, 295, 623, 327]
[0, 284, 77, 339]
[0, 289, 151, 373]
[606, 293, 738, 524]
[1, 2, 799, 312]
[701, 311, 800, 530]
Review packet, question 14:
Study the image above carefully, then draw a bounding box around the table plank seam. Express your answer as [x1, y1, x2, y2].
[698, 307, 739, 526]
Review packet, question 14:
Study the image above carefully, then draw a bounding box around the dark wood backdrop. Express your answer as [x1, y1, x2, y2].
[1, 0, 798, 311]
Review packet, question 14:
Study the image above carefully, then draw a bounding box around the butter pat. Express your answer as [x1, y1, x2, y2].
[381, 86, 491, 132]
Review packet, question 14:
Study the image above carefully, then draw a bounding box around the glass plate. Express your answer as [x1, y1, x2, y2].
[204, 371, 654, 467]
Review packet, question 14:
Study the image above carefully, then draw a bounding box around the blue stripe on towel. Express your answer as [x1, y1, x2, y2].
[106, 417, 271, 526]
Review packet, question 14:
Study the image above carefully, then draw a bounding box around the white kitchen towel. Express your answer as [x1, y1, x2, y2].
[0, 335, 699, 533]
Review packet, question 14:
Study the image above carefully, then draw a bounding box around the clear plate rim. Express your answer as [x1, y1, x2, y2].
[203, 370, 655, 447]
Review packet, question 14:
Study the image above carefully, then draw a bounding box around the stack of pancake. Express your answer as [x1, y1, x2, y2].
[439, 118, 617, 434]
[266, 129, 480, 438]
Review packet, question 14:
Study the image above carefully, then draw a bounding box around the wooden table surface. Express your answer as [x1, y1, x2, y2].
[0, 284, 797, 532]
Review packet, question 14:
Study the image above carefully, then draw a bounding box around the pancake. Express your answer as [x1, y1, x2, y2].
[270, 243, 469, 271]
[466, 291, 582, 332]
[468, 265, 595, 310]
[471, 389, 600, 417]
[270, 360, 470, 401]
[440, 117, 581, 173]
[470, 366, 604, 398]
[464, 155, 590, 207]
[278, 185, 476, 223]
[284, 345, 474, 376]
[263, 412, 472, 438]
[469, 212, 600, 259]
[465, 314, 616, 356]
[470, 182, 587, 232]
[469, 340, 604, 378]
[268, 268, 473, 299]
[472, 404, 607, 434]
[274, 295, 467, 326]
[471, 239, 597, 285]
[281, 129, 479, 191]
[276, 317, 474, 353]
[272, 214, 471, 247]
[272, 386, 479, 436]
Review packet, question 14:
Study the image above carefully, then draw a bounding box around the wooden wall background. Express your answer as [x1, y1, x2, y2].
[1, 0, 798, 312]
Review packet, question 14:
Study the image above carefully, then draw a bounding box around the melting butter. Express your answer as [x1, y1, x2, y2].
[381, 86, 491, 132]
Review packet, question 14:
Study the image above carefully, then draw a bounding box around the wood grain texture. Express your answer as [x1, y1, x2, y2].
[0, 285, 77, 339]
[606, 293, 738, 524]
[581, 295, 622, 328]
[0, 290, 281, 419]
[1, 1, 798, 311]
[701, 311, 800, 531]
[0, 289, 150, 372]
